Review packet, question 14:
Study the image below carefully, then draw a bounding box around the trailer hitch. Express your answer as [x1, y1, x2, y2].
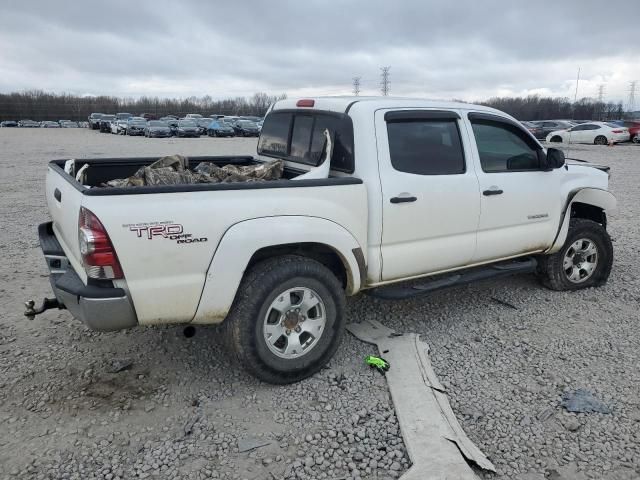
[24, 298, 63, 320]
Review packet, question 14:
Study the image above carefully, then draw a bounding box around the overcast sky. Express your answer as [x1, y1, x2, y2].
[0, 0, 638, 104]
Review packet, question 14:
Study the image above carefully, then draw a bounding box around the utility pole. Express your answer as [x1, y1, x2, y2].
[628, 81, 637, 113]
[352, 76, 361, 96]
[380, 67, 390, 96]
[596, 84, 605, 103]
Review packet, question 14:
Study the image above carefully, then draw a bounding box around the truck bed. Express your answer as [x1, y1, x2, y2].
[50, 156, 359, 195]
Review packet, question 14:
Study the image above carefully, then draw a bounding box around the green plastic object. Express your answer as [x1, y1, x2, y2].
[365, 355, 390, 373]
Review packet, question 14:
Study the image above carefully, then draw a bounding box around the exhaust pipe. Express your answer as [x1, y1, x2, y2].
[183, 326, 196, 338]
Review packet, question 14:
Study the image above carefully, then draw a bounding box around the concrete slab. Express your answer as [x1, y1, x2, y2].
[347, 320, 496, 480]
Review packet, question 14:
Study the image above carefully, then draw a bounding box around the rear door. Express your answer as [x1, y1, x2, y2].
[466, 112, 563, 262]
[375, 109, 481, 281]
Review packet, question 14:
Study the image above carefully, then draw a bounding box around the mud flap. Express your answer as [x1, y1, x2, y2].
[347, 320, 496, 480]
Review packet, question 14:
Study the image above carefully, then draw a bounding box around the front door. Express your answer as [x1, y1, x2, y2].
[466, 113, 563, 263]
[375, 109, 481, 282]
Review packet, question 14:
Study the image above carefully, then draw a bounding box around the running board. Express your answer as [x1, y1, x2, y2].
[367, 258, 538, 300]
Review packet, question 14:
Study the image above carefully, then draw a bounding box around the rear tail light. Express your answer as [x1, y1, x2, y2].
[78, 207, 123, 279]
[611, 129, 623, 133]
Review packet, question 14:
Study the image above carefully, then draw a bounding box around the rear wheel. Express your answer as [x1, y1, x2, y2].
[223, 255, 346, 384]
[538, 219, 613, 291]
[632, 135, 639, 144]
[594, 135, 608, 145]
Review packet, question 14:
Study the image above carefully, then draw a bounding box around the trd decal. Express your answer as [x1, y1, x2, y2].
[123, 221, 208, 244]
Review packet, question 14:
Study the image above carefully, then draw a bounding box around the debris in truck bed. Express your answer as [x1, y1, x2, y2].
[102, 154, 284, 187]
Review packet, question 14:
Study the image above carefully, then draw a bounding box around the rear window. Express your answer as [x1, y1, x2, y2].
[258, 111, 355, 173]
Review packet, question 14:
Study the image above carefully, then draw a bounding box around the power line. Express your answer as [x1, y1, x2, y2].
[352, 76, 361, 96]
[628, 81, 637, 112]
[380, 66, 390, 96]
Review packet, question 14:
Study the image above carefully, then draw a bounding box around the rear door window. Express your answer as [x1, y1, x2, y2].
[386, 119, 465, 175]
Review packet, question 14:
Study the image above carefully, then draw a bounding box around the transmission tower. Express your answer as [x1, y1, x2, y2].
[352, 76, 361, 96]
[628, 81, 637, 112]
[596, 84, 605, 102]
[380, 67, 390, 96]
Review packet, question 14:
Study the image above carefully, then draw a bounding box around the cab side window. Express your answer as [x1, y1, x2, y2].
[470, 120, 540, 172]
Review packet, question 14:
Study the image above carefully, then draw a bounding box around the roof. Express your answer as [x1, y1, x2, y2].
[272, 96, 506, 117]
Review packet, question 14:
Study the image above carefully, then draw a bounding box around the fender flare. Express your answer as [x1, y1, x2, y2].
[548, 188, 617, 253]
[191, 216, 364, 324]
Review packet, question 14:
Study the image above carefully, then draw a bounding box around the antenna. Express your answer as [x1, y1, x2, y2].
[352, 76, 361, 96]
[380, 67, 390, 96]
[567, 67, 581, 159]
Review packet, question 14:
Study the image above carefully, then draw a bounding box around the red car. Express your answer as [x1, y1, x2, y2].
[623, 121, 640, 142]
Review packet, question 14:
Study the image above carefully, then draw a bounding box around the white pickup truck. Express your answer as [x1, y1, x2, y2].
[30, 97, 616, 384]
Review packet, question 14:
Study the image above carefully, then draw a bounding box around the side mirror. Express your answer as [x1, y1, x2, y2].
[546, 147, 565, 169]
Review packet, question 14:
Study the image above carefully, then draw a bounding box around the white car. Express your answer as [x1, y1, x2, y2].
[546, 122, 630, 145]
[31, 97, 617, 383]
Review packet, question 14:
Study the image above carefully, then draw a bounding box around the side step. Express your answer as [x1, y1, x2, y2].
[366, 257, 538, 300]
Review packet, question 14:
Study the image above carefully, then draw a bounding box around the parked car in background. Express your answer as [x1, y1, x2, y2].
[99, 115, 115, 133]
[207, 120, 236, 137]
[126, 118, 147, 136]
[622, 120, 640, 142]
[79, 121, 90, 128]
[139, 113, 157, 120]
[18, 120, 40, 127]
[88, 113, 104, 129]
[546, 122, 630, 145]
[233, 119, 260, 137]
[195, 118, 212, 135]
[111, 118, 129, 134]
[115, 113, 133, 121]
[533, 120, 575, 138]
[161, 117, 179, 135]
[0, 120, 18, 127]
[175, 119, 200, 137]
[185, 113, 203, 120]
[521, 121, 545, 139]
[144, 120, 172, 138]
[60, 121, 79, 128]
[40, 121, 60, 128]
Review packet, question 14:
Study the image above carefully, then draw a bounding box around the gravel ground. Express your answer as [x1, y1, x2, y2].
[0, 129, 638, 480]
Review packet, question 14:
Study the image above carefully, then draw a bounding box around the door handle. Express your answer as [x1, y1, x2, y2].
[54, 188, 62, 202]
[482, 189, 503, 196]
[390, 196, 417, 204]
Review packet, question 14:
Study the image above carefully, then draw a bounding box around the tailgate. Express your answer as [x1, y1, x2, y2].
[45, 163, 85, 279]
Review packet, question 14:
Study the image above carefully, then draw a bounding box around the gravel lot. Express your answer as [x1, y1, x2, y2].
[0, 129, 638, 480]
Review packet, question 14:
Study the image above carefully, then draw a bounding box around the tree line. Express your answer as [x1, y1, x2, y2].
[479, 95, 626, 121]
[0, 91, 287, 121]
[0, 90, 629, 122]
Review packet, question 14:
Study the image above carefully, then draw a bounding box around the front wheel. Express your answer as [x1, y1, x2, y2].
[594, 135, 609, 145]
[223, 255, 346, 384]
[538, 218, 613, 291]
[550, 135, 563, 143]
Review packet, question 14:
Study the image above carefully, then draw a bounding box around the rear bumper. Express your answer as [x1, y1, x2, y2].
[39, 222, 138, 331]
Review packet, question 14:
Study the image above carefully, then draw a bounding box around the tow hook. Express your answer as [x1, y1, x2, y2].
[24, 298, 63, 320]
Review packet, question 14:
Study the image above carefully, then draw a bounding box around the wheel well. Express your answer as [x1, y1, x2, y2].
[247, 243, 349, 290]
[571, 202, 606, 228]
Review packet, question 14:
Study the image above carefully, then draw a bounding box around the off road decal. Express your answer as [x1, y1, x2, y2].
[123, 221, 208, 244]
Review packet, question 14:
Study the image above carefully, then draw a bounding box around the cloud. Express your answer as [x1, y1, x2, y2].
[0, 0, 637, 102]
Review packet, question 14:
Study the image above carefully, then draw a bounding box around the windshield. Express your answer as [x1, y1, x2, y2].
[131, 120, 146, 125]
[102, 115, 115, 120]
[149, 121, 166, 127]
[238, 120, 256, 127]
[179, 120, 196, 127]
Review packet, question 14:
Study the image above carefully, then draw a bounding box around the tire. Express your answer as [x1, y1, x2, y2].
[632, 135, 639, 144]
[549, 135, 563, 143]
[538, 218, 613, 291]
[594, 135, 608, 146]
[223, 255, 346, 384]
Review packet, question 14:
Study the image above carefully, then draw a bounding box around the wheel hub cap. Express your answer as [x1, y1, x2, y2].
[263, 287, 327, 359]
[563, 238, 598, 283]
